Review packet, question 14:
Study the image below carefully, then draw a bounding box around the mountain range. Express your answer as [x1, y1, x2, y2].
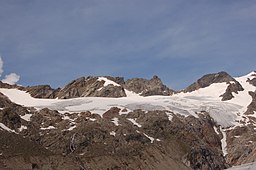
[0, 71, 256, 170]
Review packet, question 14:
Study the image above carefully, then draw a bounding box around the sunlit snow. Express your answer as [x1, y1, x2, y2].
[0, 72, 255, 129]
[98, 77, 120, 87]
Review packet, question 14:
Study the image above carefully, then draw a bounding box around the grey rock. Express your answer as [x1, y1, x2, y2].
[26, 85, 59, 99]
[184, 71, 235, 93]
[220, 82, 244, 101]
[124, 75, 174, 96]
[56, 76, 126, 98]
[245, 91, 256, 115]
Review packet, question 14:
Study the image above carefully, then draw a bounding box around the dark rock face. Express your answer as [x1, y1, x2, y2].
[26, 85, 59, 99]
[95, 85, 126, 98]
[184, 72, 236, 93]
[124, 75, 174, 96]
[247, 72, 256, 87]
[0, 107, 22, 130]
[220, 82, 244, 101]
[226, 126, 256, 166]
[167, 113, 227, 170]
[245, 91, 256, 115]
[0, 92, 13, 108]
[248, 78, 256, 87]
[56, 76, 126, 99]
[0, 81, 17, 89]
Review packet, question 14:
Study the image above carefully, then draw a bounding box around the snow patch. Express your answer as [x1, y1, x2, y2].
[98, 77, 120, 87]
[124, 89, 140, 97]
[112, 118, 119, 126]
[213, 126, 220, 135]
[127, 118, 142, 127]
[229, 73, 256, 113]
[220, 128, 228, 156]
[67, 125, 76, 131]
[21, 114, 33, 121]
[40, 126, 56, 130]
[143, 133, 155, 143]
[165, 112, 173, 121]
[18, 125, 27, 132]
[0, 123, 16, 133]
[110, 131, 116, 136]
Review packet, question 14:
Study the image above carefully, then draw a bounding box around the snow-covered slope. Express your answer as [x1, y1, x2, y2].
[1, 72, 256, 128]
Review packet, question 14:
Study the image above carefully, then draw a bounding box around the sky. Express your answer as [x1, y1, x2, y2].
[0, 0, 256, 90]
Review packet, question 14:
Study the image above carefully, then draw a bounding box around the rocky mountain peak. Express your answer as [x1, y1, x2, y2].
[56, 76, 126, 99]
[22, 75, 174, 99]
[124, 76, 174, 96]
[184, 71, 235, 93]
[183, 71, 244, 101]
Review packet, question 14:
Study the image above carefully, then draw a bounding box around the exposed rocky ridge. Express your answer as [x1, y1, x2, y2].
[0, 81, 22, 89]
[246, 72, 256, 87]
[124, 75, 174, 96]
[26, 85, 59, 99]
[22, 75, 174, 98]
[220, 82, 244, 101]
[53, 76, 126, 99]
[184, 72, 244, 101]
[245, 91, 256, 115]
[184, 72, 235, 93]
[13, 76, 127, 99]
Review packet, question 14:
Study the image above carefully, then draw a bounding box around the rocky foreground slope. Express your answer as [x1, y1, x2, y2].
[0, 71, 256, 170]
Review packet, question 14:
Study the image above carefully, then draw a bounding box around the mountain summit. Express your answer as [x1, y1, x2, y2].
[0, 71, 255, 169]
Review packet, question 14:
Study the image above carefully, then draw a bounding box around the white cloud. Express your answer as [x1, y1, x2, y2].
[0, 56, 20, 85]
[2, 73, 20, 85]
[0, 57, 3, 76]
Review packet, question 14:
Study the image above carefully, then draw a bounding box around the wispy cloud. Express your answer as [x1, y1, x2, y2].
[2, 73, 20, 85]
[0, 56, 20, 85]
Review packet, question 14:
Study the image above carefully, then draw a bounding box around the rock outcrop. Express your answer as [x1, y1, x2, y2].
[247, 72, 256, 87]
[184, 72, 236, 93]
[184, 71, 244, 101]
[245, 91, 256, 115]
[26, 85, 59, 99]
[226, 125, 256, 166]
[23, 75, 174, 98]
[56, 76, 126, 98]
[220, 82, 244, 101]
[124, 75, 174, 96]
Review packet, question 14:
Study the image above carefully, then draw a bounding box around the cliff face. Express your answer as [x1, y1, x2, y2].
[124, 75, 174, 96]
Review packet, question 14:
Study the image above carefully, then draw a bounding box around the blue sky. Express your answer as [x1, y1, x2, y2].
[0, 0, 256, 90]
